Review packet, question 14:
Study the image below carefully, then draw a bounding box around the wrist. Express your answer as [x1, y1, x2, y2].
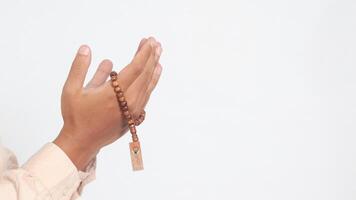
[53, 127, 99, 171]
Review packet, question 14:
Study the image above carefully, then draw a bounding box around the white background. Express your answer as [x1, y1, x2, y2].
[0, 0, 356, 199]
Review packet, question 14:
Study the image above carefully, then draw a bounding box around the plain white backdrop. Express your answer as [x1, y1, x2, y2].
[1, 0, 356, 199]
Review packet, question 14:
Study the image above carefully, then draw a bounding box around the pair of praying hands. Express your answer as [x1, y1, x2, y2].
[53, 37, 163, 170]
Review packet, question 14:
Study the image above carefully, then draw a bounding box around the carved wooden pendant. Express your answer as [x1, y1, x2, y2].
[129, 141, 144, 171]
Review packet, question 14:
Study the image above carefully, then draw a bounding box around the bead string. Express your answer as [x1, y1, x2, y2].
[109, 71, 145, 142]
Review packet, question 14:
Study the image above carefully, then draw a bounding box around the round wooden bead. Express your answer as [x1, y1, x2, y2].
[110, 71, 117, 77]
[132, 136, 138, 142]
[139, 117, 144, 123]
[122, 106, 128, 111]
[116, 93, 123, 98]
[120, 101, 127, 107]
[129, 125, 135, 129]
[117, 92, 123, 97]
[114, 87, 121, 92]
[139, 114, 144, 121]
[112, 81, 119, 87]
[124, 110, 130, 118]
[140, 111, 145, 119]
[129, 126, 137, 134]
[119, 97, 125, 102]
[128, 119, 135, 125]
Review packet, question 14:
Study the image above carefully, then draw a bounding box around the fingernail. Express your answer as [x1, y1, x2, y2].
[78, 45, 90, 56]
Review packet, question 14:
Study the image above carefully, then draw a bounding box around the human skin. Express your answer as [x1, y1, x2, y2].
[53, 37, 163, 171]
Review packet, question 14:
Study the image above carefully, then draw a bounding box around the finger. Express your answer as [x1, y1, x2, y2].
[133, 42, 162, 94]
[100, 38, 157, 105]
[64, 45, 92, 92]
[86, 59, 113, 88]
[116, 37, 156, 91]
[126, 42, 162, 117]
[135, 38, 147, 56]
[139, 63, 163, 110]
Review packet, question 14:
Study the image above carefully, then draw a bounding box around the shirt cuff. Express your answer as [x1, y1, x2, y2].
[22, 143, 96, 197]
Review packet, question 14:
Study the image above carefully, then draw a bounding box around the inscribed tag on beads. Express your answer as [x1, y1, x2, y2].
[129, 141, 144, 171]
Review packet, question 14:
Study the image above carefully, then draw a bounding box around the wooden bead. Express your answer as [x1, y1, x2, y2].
[122, 106, 128, 111]
[130, 127, 136, 132]
[141, 110, 146, 116]
[128, 119, 135, 125]
[124, 111, 131, 118]
[119, 96, 125, 102]
[139, 115, 144, 121]
[114, 87, 121, 92]
[110, 71, 117, 77]
[112, 81, 119, 87]
[129, 126, 137, 134]
[117, 92, 124, 97]
[132, 135, 138, 142]
[120, 101, 127, 107]
[140, 112, 145, 120]
[116, 93, 124, 98]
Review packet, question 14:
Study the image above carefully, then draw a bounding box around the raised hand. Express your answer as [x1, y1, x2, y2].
[53, 37, 163, 170]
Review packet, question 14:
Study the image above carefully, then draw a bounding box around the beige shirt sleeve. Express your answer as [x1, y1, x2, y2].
[0, 143, 96, 200]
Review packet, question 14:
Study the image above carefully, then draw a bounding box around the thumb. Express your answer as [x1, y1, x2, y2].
[64, 45, 92, 92]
